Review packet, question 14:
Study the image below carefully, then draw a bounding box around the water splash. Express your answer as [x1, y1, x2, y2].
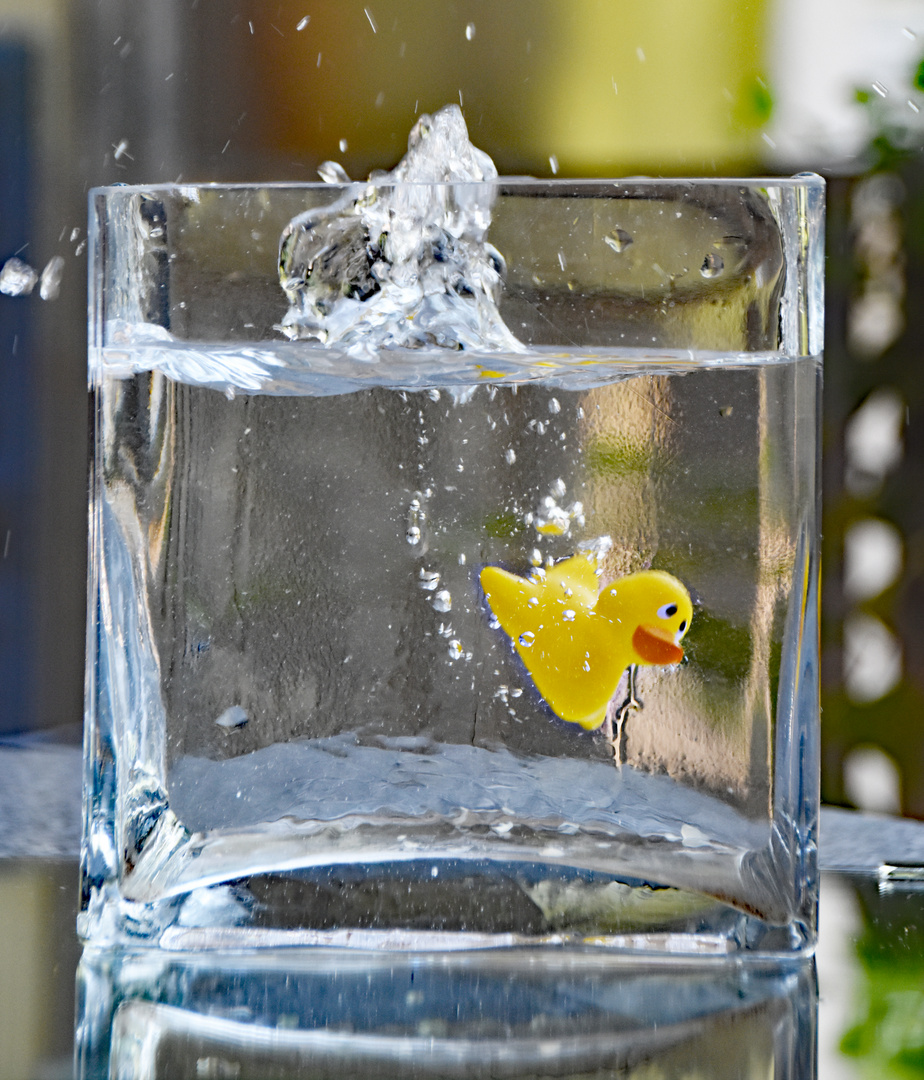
[0, 257, 38, 296]
[39, 256, 65, 301]
[317, 160, 351, 184]
[278, 104, 523, 357]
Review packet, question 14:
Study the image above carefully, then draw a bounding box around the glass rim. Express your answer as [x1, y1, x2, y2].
[88, 173, 825, 199]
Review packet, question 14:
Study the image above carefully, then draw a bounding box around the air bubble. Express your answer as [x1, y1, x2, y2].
[604, 228, 633, 254]
[406, 494, 426, 545]
[339, 138, 348, 153]
[552, 478, 566, 498]
[548, 398, 561, 414]
[700, 252, 724, 278]
[530, 549, 543, 567]
[297, 15, 310, 29]
[505, 448, 517, 464]
[465, 22, 475, 40]
[427, 388, 441, 402]
[418, 568, 440, 590]
[518, 631, 535, 648]
[433, 589, 452, 612]
[448, 639, 463, 659]
[562, 609, 576, 622]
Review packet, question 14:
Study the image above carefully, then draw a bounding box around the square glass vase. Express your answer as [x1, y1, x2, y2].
[82, 177, 824, 956]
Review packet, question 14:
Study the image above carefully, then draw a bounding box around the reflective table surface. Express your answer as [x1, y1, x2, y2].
[2, 743, 923, 1079]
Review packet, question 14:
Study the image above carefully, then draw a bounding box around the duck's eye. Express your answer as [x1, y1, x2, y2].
[657, 603, 678, 619]
[679, 619, 687, 633]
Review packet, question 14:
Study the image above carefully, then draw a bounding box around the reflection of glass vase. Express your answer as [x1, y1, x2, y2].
[77, 947, 816, 1080]
[83, 177, 823, 954]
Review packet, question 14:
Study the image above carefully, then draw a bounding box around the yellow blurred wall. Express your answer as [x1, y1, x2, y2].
[245, 0, 771, 177]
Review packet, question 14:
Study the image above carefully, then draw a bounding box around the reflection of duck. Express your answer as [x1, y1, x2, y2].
[481, 555, 692, 732]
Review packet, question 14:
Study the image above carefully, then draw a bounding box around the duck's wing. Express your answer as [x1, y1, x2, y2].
[545, 554, 600, 607]
[480, 565, 541, 640]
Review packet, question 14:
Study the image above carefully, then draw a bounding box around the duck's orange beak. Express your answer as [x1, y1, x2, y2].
[632, 624, 684, 666]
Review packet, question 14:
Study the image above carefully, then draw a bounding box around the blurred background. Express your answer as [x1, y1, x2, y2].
[1, 1, 924, 1076]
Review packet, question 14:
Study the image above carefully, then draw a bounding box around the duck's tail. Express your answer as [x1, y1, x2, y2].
[480, 565, 540, 641]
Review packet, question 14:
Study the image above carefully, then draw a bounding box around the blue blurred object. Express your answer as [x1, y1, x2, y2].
[0, 40, 37, 733]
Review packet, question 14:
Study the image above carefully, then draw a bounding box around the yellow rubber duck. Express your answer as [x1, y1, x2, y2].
[480, 554, 692, 732]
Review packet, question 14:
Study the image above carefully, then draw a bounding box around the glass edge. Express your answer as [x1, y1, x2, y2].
[87, 175, 826, 198]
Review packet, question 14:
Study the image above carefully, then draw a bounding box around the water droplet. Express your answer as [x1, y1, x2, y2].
[549, 155, 559, 175]
[510, 687, 523, 698]
[604, 228, 633, 254]
[406, 525, 421, 545]
[528, 596, 539, 607]
[0, 257, 37, 296]
[505, 448, 516, 464]
[339, 138, 348, 153]
[562, 609, 576, 622]
[518, 631, 535, 648]
[530, 549, 543, 567]
[700, 252, 724, 278]
[432, 589, 452, 612]
[427, 388, 441, 402]
[69, 227, 80, 243]
[902, 26, 917, 40]
[39, 256, 65, 301]
[872, 81, 889, 98]
[318, 160, 351, 184]
[448, 639, 463, 660]
[458, 553, 466, 565]
[552, 478, 567, 498]
[465, 22, 475, 40]
[297, 15, 310, 30]
[548, 398, 561, 414]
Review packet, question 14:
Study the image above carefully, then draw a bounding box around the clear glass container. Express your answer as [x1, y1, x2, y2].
[82, 177, 824, 956]
[76, 946, 817, 1077]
